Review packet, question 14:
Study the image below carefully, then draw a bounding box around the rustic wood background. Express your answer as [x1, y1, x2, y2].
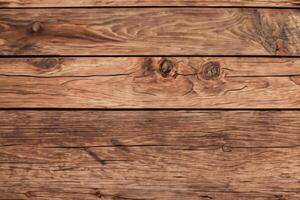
[0, 0, 299, 199]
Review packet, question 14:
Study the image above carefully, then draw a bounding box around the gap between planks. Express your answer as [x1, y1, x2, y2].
[0, 0, 300, 8]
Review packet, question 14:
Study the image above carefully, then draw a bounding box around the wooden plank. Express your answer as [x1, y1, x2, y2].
[0, 8, 299, 56]
[0, 110, 299, 199]
[0, 0, 300, 8]
[1, 57, 300, 108]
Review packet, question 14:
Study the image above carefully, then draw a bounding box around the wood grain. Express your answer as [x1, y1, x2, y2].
[1, 57, 300, 108]
[0, 8, 299, 56]
[0, 0, 300, 7]
[0, 110, 299, 199]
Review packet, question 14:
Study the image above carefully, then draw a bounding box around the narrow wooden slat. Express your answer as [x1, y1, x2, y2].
[0, 111, 299, 199]
[1, 57, 300, 108]
[0, 8, 299, 56]
[0, 0, 300, 7]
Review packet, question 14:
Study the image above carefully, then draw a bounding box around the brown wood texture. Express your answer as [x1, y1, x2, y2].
[0, 8, 300, 56]
[1, 2, 300, 199]
[0, 0, 300, 7]
[1, 57, 300, 108]
[0, 110, 299, 199]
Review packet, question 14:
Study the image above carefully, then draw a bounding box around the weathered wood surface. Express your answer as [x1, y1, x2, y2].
[0, 0, 300, 7]
[0, 8, 299, 56]
[0, 111, 299, 199]
[1, 57, 300, 108]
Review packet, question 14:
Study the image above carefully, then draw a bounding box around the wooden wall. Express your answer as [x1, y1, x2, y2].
[0, 0, 299, 199]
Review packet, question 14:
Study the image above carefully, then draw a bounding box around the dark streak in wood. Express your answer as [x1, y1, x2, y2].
[82, 147, 106, 166]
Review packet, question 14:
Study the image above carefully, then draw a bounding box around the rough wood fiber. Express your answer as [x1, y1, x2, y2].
[1, 1, 300, 199]
[0, 111, 299, 199]
[1, 57, 300, 108]
[0, 0, 300, 7]
[0, 8, 299, 56]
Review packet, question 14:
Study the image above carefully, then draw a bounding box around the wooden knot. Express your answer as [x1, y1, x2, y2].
[201, 61, 221, 80]
[31, 22, 42, 33]
[222, 145, 232, 152]
[159, 60, 173, 78]
[95, 191, 103, 198]
[142, 58, 154, 76]
[29, 58, 61, 71]
[40, 58, 59, 69]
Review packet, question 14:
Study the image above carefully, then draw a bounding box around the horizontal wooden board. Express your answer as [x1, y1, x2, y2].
[0, 0, 300, 7]
[0, 8, 299, 56]
[0, 110, 299, 199]
[1, 57, 300, 108]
